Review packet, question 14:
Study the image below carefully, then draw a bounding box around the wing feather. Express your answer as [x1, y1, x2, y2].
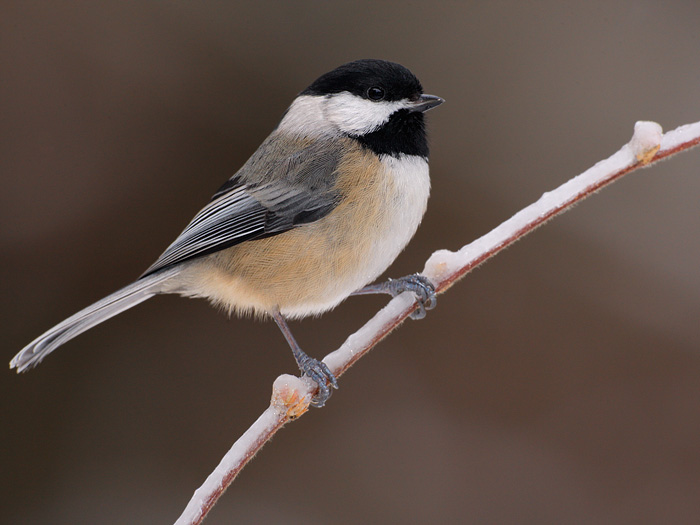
[141, 134, 345, 277]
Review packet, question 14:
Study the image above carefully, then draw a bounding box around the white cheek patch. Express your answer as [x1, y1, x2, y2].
[277, 96, 336, 137]
[277, 93, 411, 138]
[323, 92, 408, 136]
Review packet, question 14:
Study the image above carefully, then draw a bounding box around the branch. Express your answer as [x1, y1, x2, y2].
[174, 120, 700, 525]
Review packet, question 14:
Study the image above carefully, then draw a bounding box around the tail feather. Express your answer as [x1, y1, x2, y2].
[10, 268, 179, 373]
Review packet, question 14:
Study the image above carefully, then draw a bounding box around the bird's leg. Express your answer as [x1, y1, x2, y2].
[352, 273, 437, 320]
[271, 310, 338, 408]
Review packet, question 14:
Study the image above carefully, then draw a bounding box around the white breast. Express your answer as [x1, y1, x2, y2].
[364, 154, 431, 282]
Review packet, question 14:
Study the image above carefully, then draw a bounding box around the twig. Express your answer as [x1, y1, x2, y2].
[174, 120, 700, 525]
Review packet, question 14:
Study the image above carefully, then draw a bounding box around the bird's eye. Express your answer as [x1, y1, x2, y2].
[367, 86, 385, 101]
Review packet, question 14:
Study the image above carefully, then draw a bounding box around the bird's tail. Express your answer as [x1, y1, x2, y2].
[10, 268, 179, 373]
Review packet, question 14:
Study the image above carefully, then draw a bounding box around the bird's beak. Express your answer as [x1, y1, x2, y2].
[408, 94, 445, 113]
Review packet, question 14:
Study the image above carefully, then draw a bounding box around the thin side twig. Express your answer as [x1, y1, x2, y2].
[175, 120, 700, 525]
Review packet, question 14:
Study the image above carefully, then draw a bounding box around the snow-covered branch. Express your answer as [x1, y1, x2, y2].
[175, 120, 700, 525]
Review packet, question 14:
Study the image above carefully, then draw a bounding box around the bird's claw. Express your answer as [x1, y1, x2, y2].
[387, 274, 437, 320]
[298, 355, 338, 408]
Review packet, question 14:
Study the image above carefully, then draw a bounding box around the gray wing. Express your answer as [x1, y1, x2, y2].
[141, 134, 343, 277]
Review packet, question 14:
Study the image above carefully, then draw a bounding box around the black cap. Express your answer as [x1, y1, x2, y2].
[301, 59, 423, 103]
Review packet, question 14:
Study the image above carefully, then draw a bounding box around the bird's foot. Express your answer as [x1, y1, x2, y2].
[355, 273, 437, 320]
[297, 354, 338, 408]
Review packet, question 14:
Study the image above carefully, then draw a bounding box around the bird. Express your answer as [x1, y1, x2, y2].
[10, 59, 444, 407]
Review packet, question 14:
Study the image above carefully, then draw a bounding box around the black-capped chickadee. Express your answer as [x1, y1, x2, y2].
[10, 59, 444, 406]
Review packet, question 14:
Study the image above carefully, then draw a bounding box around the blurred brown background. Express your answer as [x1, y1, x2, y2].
[3, 1, 700, 523]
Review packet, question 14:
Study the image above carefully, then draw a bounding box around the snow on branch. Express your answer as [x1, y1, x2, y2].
[174, 120, 700, 525]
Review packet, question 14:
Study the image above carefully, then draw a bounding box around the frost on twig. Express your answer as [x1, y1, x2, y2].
[175, 120, 700, 525]
[174, 375, 310, 525]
